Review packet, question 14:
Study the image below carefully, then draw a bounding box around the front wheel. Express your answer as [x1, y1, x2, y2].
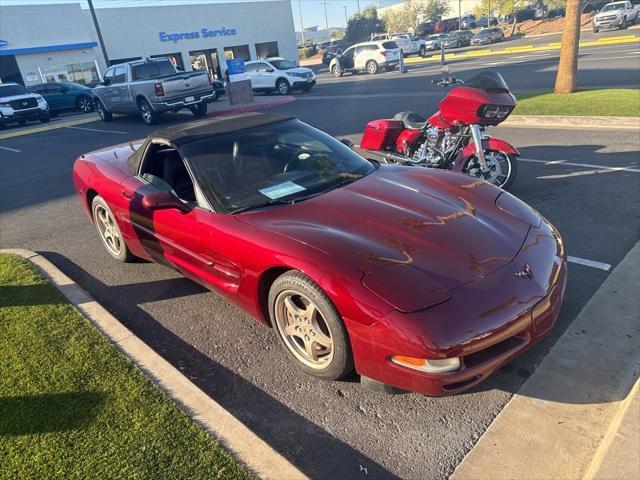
[419, 45, 426, 57]
[276, 78, 291, 95]
[268, 271, 354, 380]
[463, 150, 518, 190]
[92, 195, 133, 262]
[620, 18, 627, 29]
[95, 99, 113, 121]
[331, 65, 343, 77]
[76, 96, 94, 113]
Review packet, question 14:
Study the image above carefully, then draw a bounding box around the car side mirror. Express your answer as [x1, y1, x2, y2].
[339, 138, 354, 148]
[265, 68, 274, 73]
[142, 190, 188, 212]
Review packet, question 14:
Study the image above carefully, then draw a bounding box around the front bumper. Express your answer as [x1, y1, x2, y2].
[347, 217, 567, 396]
[0, 105, 49, 124]
[471, 38, 489, 45]
[291, 78, 316, 89]
[593, 16, 623, 29]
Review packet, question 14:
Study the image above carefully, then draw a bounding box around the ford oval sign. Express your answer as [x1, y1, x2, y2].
[0, 40, 10, 48]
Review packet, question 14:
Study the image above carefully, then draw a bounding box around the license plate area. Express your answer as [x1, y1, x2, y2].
[185, 96, 195, 103]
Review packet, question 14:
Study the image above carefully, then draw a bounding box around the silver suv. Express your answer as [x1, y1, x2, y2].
[0, 83, 50, 129]
[329, 41, 401, 76]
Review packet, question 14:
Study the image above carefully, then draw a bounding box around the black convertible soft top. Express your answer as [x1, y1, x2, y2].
[151, 111, 293, 148]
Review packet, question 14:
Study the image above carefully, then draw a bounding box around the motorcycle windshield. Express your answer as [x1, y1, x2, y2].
[465, 71, 510, 92]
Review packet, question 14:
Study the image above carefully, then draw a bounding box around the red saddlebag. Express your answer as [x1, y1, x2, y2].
[360, 119, 404, 151]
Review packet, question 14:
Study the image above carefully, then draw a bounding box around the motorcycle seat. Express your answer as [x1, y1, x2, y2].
[393, 111, 428, 130]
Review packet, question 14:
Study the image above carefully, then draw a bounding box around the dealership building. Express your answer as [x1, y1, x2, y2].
[0, 1, 297, 86]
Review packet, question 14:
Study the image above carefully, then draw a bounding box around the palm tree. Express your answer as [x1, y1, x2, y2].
[554, 0, 582, 93]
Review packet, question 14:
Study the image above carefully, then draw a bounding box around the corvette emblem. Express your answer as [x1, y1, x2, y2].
[514, 263, 533, 279]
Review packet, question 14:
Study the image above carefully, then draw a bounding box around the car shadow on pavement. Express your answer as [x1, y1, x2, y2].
[43, 251, 401, 480]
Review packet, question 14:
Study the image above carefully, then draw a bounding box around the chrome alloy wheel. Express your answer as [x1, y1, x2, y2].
[140, 102, 153, 124]
[274, 290, 334, 369]
[78, 97, 93, 113]
[465, 150, 512, 188]
[94, 204, 122, 256]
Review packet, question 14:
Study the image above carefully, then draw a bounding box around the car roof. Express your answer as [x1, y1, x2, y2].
[0, 82, 21, 86]
[150, 111, 293, 148]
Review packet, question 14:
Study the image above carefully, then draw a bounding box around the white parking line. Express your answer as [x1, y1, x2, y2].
[567, 255, 612, 271]
[0, 145, 21, 153]
[520, 157, 640, 173]
[65, 126, 127, 134]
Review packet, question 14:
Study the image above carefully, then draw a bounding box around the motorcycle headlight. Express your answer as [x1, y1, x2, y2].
[480, 104, 512, 119]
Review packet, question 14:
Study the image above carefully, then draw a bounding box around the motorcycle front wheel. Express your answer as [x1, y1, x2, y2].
[462, 150, 517, 190]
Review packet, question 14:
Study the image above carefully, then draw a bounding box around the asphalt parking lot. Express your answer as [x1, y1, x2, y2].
[1, 39, 639, 479]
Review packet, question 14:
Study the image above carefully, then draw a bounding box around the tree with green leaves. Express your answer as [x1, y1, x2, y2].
[344, 6, 386, 44]
[381, 0, 449, 33]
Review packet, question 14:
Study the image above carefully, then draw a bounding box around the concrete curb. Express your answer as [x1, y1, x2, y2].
[451, 241, 640, 480]
[1, 248, 308, 480]
[502, 114, 640, 130]
[207, 96, 295, 117]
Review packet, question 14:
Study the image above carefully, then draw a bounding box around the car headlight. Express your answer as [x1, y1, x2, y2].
[391, 355, 461, 373]
[0, 102, 10, 108]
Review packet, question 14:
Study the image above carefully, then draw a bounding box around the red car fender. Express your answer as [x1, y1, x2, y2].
[461, 137, 520, 158]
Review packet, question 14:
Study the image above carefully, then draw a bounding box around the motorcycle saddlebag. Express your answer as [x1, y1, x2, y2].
[360, 119, 404, 151]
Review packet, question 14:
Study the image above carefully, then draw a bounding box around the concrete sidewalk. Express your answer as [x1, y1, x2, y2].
[452, 242, 640, 479]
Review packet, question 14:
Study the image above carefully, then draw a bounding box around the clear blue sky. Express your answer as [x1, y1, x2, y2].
[3, 0, 400, 30]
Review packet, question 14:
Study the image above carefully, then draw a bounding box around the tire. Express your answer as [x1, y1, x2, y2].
[18, 119, 26, 125]
[39, 115, 50, 124]
[593, 27, 599, 33]
[76, 95, 94, 113]
[91, 195, 133, 262]
[331, 65, 343, 78]
[620, 18, 626, 29]
[488, 37, 493, 44]
[95, 99, 113, 122]
[463, 151, 518, 190]
[268, 271, 354, 380]
[276, 78, 291, 95]
[138, 98, 158, 125]
[366, 60, 379, 75]
[190, 102, 208, 117]
[419, 45, 426, 57]
[0, 122, 6, 130]
[385, 65, 395, 72]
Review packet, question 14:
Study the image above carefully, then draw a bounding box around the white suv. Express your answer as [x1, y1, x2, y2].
[329, 41, 400, 77]
[244, 58, 316, 95]
[372, 33, 426, 57]
[0, 83, 50, 130]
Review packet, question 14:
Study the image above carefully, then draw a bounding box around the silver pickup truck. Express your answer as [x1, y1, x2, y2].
[92, 58, 217, 125]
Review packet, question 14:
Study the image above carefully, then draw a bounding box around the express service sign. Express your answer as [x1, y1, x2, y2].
[159, 28, 236, 43]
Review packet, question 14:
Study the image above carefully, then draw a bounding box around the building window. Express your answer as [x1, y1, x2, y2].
[150, 52, 184, 71]
[255, 41, 279, 59]
[40, 62, 99, 85]
[189, 49, 222, 79]
[224, 45, 250, 62]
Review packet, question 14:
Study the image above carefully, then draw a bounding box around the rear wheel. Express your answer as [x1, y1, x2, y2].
[138, 99, 158, 125]
[95, 99, 113, 122]
[463, 150, 517, 190]
[331, 65, 343, 77]
[39, 115, 50, 124]
[366, 60, 379, 75]
[269, 271, 354, 380]
[92, 195, 133, 262]
[189, 102, 208, 116]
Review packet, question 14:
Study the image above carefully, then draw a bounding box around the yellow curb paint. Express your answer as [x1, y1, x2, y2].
[402, 37, 638, 66]
[0, 115, 100, 140]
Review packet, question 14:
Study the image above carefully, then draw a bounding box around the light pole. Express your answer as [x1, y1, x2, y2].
[297, 0, 305, 44]
[344, 5, 348, 26]
[87, 0, 109, 67]
[458, 0, 462, 28]
[356, 0, 360, 14]
[322, 0, 329, 34]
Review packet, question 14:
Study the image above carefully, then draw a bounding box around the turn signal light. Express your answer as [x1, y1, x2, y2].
[154, 82, 165, 97]
[391, 355, 461, 373]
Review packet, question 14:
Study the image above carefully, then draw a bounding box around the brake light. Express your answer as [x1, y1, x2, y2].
[380, 50, 389, 56]
[154, 82, 164, 97]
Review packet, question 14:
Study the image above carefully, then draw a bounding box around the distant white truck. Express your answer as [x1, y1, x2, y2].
[592, 1, 639, 32]
[371, 33, 427, 57]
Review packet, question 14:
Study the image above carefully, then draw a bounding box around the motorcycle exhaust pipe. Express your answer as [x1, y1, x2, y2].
[469, 124, 489, 173]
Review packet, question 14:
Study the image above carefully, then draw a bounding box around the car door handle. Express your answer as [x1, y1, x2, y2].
[121, 189, 133, 199]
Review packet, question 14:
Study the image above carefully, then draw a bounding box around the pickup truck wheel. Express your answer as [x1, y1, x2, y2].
[620, 18, 627, 29]
[95, 99, 113, 122]
[190, 102, 208, 117]
[138, 99, 158, 125]
[276, 79, 291, 95]
[419, 45, 426, 57]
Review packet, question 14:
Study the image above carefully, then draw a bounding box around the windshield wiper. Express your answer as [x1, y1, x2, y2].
[230, 198, 295, 214]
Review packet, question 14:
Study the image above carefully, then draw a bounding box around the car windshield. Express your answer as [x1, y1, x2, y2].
[0, 84, 29, 97]
[601, 3, 625, 11]
[183, 120, 377, 214]
[269, 59, 298, 70]
[477, 29, 491, 35]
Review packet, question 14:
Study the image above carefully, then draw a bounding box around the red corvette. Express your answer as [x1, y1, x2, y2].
[73, 112, 567, 395]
